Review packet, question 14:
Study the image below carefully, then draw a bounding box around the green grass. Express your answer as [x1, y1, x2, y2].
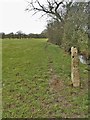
[2, 38, 88, 118]
[0, 39, 2, 119]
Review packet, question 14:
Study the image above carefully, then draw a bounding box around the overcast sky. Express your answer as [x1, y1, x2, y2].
[0, 0, 47, 34]
[0, 0, 89, 34]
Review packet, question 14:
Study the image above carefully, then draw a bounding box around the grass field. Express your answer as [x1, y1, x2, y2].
[0, 39, 2, 119]
[2, 38, 88, 118]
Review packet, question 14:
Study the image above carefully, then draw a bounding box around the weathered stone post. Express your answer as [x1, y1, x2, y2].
[71, 46, 80, 87]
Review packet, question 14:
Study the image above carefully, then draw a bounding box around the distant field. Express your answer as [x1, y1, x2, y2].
[2, 38, 88, 118]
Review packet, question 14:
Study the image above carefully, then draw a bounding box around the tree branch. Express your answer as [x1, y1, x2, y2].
[25, 0, 73, 22]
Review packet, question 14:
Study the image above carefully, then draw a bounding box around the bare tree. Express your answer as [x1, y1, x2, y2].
[25, 0, 73, 22]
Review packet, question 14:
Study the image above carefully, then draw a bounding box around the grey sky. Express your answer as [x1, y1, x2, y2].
[0, 0, 89, 34]
[0, 0, 47, 34]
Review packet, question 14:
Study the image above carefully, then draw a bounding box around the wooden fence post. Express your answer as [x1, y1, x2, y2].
[71, 46, 80, 87]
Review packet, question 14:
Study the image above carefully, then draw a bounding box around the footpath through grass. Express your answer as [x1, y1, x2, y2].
[2, 38, 88, 118]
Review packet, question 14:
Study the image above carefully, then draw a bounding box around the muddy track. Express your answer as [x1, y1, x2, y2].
[44, 42, 65, 92]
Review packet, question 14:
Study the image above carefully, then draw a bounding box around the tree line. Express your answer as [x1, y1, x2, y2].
[1, 0, 89, 54]
[26, 0, 89, 53]
[0, 30, 47, 39]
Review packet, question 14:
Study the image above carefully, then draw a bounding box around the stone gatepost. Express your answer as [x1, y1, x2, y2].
[71, 46, 80, 87]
